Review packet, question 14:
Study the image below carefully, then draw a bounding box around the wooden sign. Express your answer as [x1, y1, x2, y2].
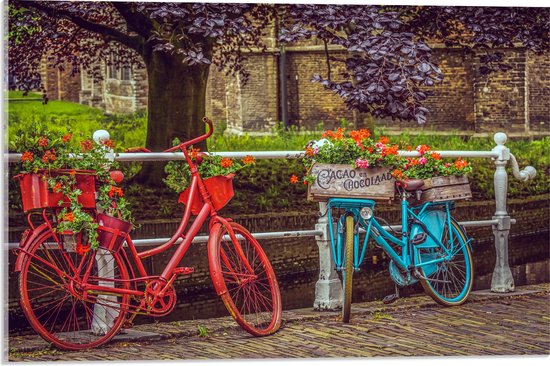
[415, 175, 472, 204]
[307, 164, 395, 202]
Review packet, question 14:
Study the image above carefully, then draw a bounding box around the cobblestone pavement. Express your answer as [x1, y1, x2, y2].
[7, 283, 550, 361]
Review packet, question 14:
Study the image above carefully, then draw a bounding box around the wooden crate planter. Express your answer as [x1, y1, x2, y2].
[415, 175, 472, 204]
[307, 164, 395, 202]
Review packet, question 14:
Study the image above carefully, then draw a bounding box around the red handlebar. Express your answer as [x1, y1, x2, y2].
[165, 117, 214, 152]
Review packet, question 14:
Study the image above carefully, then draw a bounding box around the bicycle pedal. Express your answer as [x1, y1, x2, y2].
[174, 267, 194, 275]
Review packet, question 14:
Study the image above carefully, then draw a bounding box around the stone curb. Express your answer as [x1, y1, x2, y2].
[9, 283, 549, 354]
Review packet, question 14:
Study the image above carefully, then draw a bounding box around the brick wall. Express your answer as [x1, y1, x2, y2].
[527, 51, 550, 133]
[40, 43, 549, 134]
[473, 48, 529, 133]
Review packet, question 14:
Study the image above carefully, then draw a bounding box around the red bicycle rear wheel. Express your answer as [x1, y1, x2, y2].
[19, 229, 130, 350]
[208, 221, 282, 336]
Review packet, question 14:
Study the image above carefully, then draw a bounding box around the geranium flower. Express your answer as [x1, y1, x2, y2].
[242, 155, 255, 165]
[419, 157, 428, 165]
[430, 152, 441, 160]
[416, 144, 431, 155]
[52, 182, 63, 192]
[289, 174, 299, 184]
[103, 139, 115, 149]
[305, 147, 315, 157]
[454, 159, 469, 169]
[220, 158, 233, 168]
[21, 151, 33, 162]
[355, 158, 369, 169]
[81, 140, 94, 152]
[108, 186, 124, 197]
[378, 136, 390, 145]
[42, 150, 56, 163]
[75, 242, 91, 256]
[189, 147, 201, 159]
[38, 137, 49, 147]
[334, 128, 345, 140]
[62, 134, 72, 143]
[62, 212, 74, 222]
[350, 129, 370, 143]
[392, 169, 404, 179]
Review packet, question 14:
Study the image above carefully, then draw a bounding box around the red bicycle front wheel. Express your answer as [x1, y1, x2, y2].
[19, 229, 130, 350]
[208, 221, 282, 336]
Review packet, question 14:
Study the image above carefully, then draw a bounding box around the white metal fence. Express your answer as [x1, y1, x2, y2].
[6, 130, 537, 308]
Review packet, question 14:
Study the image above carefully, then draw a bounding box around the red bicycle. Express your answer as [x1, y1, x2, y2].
[14, 117, 282, 350]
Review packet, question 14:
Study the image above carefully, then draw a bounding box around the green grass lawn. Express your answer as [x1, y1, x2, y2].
[6, 91, 147, 149]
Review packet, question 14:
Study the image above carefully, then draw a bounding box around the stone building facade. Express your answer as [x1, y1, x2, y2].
[41, 41, 549, 136]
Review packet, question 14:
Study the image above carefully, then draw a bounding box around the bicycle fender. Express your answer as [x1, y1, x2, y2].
[14, 223, 51, 272]
[207, 222, 227, 296]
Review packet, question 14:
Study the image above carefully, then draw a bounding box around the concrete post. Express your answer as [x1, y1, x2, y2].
[491, 132, 515, 292]
[314, 202, 343, 310]
[91, 130, 118, 333]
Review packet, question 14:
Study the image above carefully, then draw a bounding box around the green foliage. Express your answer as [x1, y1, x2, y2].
[197, 325, 209, 338]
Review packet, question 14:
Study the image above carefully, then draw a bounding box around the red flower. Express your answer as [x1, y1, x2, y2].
[305, 147, 315, 157]
[62, 134, 72, 143]
[52, 182, 63, 193]
[430, 152, 442, 160]
[81, 140, 93, 152]
[378, 136, 390, 145]
[108, 186, 124, 198]
[220, 158, 233, 168]
[42, 150, 56, 163]
[416, 144, 431, 155]
[334, 128, 345, 140]
[189, 148, 201, 160]
[62, 212, 74, 222]
[321, 130, 334, 139]
[454, 159, 469, 169]
[242, 155, 255, 165]
[392, 169, 404, 179]
[38, 137, 49, 147]
[103, 139, 115, 149]
[350, 129, 371, 143]
[21, 151, 34, 162]
[289, 175, 299, 184]
[75, 242, 91, 256]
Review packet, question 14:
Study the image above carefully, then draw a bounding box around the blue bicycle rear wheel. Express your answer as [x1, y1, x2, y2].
[418, 219, 473, 306]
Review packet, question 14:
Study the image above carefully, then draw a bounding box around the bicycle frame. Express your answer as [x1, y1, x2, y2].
[327, 196, 469, 275]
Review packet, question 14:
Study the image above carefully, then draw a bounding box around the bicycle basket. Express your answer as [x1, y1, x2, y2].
[96, 213, 132, 252]
[14, 170, 96, 213]
[178, 174, 235, 215]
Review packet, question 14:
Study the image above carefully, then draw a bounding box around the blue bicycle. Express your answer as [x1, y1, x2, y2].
[327, 179, 474, 322]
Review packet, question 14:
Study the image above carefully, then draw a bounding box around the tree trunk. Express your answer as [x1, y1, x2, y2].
[135, 49, 211, 186]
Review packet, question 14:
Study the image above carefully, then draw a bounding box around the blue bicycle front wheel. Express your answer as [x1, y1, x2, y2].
[418, 219, 474, 306]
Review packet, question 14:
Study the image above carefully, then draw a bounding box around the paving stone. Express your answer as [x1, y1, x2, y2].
[6, 283, 549, 361]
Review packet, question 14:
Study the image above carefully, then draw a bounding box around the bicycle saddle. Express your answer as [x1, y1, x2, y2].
[396, 179, 424, 191]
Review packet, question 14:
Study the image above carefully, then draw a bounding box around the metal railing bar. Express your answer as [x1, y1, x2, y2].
[7, 219, 507, 249]
[5, 149, 499, 163]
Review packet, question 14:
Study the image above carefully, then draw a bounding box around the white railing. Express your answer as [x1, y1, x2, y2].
[6, 131, 537, 308]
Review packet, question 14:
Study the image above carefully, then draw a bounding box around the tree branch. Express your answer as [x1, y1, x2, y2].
[111, 2, 153, 39]
[23, 1, 143, 52]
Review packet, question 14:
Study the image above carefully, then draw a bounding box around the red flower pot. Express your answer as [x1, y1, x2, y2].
[178, 174, 235, 215]
[96, 213, 132, 252]
[14, 170, 96, 212]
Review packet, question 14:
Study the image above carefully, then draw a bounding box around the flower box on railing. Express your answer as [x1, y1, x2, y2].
[14, 170, 96, 213]
[307, 163, 395, 202]
[414, 175, 472, 205]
